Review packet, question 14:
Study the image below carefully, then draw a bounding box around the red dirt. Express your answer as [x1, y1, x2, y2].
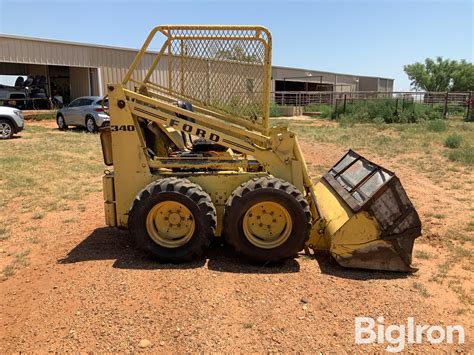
[0, 122, 472, 352]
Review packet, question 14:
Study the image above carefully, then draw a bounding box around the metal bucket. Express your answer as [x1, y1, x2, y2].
[314, 150, 421, 272]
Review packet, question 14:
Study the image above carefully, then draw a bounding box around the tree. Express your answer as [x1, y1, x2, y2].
[404, 57, 474, 92]
[451, 59, 474, 92]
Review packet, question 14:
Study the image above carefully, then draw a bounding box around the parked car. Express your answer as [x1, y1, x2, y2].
[0, 106, 24, 139]
[56, 96, 109, 133]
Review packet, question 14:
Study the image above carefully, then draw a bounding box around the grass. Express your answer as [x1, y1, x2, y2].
[0, 226, 9, 241]
[0, 124, 103, 216]
[427, 120, 447, 132]
[415, 250, 432, 260]
[444, 133, 463, 148]
[412, 281, 430, 298]
[62, 217, 79, 224]
[24, 112, 56, 121]
[1, 248, 31, 280]
[447, 144, 474, 165]
[272, 118, 474, 171]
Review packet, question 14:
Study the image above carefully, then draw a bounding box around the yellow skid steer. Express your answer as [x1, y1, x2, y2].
[100, 25, 421, 271]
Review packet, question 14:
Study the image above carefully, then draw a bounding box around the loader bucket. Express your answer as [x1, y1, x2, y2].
[313, 150, 421, 272]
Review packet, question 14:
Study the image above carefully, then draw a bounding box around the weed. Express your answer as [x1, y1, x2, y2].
[430, 260, 452, 283]
[2, 265, 15, 278]
[444, 133, 463, 148]
[415, 250, 432, 260]
[243, 323, 253, 329]
[62, 217, 79, 224]
[26, 236, 40, 244]
[0, 226, 9, 241]
[466, 221, 474, 232]
[448, 144, 474, 165]
[427, 120, 447, 132]
[14, 249, 31, 267]
[454, 308, 467, 316]
[448, 280, 473, 305]
[412, 282, 430, 297]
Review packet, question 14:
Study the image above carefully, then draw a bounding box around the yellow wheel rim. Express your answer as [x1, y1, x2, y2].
[242, 201, 292, 249]
[146, 201, 195, 248]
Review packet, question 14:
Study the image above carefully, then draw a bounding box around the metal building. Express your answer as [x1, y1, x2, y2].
[0, 34, 393, 105]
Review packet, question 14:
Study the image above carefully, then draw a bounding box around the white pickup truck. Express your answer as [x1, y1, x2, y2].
[0, 106, 24, 139]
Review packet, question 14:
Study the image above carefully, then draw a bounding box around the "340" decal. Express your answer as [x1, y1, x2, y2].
[110, 125, 135, 132]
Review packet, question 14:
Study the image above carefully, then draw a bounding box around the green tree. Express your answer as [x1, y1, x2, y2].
[451, 59, 474, 91]
[404, 57, 474, 92]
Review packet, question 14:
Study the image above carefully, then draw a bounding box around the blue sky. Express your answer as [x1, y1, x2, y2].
[0, 0, 472, 90]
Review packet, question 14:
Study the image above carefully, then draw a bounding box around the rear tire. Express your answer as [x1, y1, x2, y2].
[128, 177, 216, 262]
[0, 119, 13, 139]
[57, 114, 68, 130]
[224, 177, 311, 262]
[85, 116, 97, 133]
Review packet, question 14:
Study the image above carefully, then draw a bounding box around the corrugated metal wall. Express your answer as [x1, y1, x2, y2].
[70, 67, 90, 99]
[0, 35, 394, 97]
[0, 35, 164, 95]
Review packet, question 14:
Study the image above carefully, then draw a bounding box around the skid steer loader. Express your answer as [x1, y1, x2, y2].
[99, 25, 421, 271]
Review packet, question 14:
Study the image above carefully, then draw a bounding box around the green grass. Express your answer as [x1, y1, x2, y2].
[0, 123, 103, 214]
[271, 118, 474, 171]
[444, 133, 463, 148]
[427, 120, 447, 132]
[447, 144, 474, 165]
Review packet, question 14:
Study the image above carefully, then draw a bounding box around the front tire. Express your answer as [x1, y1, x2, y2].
[128, 177, 216, 262]
[57, 114, 68, 130]
[0, 119, 14, 139]
[224, 177, 311, 262]
[85, 116, 97, 133]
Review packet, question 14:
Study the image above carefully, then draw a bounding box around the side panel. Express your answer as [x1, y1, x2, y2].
[102, 174, 116, 227]
[108, 85, 154, 227]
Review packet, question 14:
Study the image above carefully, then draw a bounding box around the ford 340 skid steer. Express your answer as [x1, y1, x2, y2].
[99, 25, 421, 271]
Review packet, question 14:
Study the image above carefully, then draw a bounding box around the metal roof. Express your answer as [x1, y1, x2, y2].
[1, 33, 394, 81]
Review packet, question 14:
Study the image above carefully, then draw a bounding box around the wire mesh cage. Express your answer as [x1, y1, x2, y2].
[124, 26, 272, 132]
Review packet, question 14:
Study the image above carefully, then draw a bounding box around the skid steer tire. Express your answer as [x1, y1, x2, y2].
[128, 177, 216, 262]
[224, 177, 311, 263]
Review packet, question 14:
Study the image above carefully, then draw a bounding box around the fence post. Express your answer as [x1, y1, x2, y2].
[467, 91, 472, 121]
[343, 94, 347, 114]
[443, 91, 449, 119]
[395, 97, 399, 116]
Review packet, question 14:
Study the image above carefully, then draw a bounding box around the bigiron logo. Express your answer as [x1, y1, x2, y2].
[354, 316, 465, 352]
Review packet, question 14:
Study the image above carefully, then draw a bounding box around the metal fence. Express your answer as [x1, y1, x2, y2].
[271, 91, 473, 118]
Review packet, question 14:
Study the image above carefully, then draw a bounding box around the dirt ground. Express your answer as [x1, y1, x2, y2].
[0, 119, 472, 352]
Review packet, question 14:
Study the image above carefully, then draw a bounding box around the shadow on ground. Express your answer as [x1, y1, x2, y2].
[60, 227, 410, 279]
[59, 227, 300, 274]
[310, 252, 411, 281]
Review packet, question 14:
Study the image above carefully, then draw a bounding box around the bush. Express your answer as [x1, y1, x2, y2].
[444, 134, 463, 148]
[269, 103, 283, 117]
[448, 144, 474, 165]
[304, 103, 333, 118]
[427, 120, 447, 132]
